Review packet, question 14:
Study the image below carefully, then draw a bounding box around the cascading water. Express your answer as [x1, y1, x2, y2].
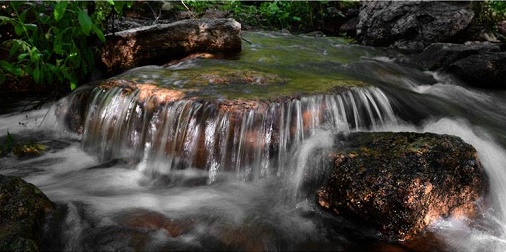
[80, 85, 396, 183]
[1, 31, 506, 251]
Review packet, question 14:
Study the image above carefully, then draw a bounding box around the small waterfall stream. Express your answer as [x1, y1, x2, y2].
[81, 85, 396, 183]
[1, 31, 506, 251]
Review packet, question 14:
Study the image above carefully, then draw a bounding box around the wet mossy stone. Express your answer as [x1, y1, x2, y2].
[0, 175, 54, 252]
[318, 132, 488, 242]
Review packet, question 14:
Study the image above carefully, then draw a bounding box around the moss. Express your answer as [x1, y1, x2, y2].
[12, 143, 46, 157]
[102, 31, 378, 101]
[0, 175, 54, 252]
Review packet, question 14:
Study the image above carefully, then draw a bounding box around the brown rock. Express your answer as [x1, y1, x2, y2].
[317, 132, 488, 242]
[115, 209, 193, 238]
[101, 18, 242, 75]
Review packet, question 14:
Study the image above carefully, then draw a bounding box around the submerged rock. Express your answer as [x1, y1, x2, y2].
[101, 18, 242, 75]
[357, 1, 474, 51]
[317, 132, 488, 242]
[0, 175, 54, 252]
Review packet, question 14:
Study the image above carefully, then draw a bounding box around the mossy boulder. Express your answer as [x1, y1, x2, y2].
[317, 132, 488, 242]
[0, 175, 54, 252]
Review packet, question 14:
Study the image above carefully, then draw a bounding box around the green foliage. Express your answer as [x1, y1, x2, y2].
[182, 0, 359, 34]
[181, 0, 214, 14]
[258, 1, 310, 30]
[474, 0, 506, 30]
[0, 1, 132, 91]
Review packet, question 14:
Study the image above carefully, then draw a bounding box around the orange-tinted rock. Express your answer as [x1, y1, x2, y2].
[317, 132, 488, 242]
[101, 18, 242, 75]
[115, 209, 193, 238]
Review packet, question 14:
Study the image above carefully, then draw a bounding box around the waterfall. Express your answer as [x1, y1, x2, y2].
[80, 85, 397, 183]
[5, 31, 506, 251]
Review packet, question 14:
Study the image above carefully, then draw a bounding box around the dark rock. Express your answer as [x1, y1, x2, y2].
[100, 18, 242, 75]
[448, 52, 506, 89]
[339, 17, 359, 37]
[202, 8, 230, 19]
[499, 21, 506, 37]
[317, 132, 488, 242]
[357, 1, 474, 50]
[54, 86, 94, 134]
[409, 42, 500, 70]
[346, 8, 360, 18]
[0, 175, 54, 251]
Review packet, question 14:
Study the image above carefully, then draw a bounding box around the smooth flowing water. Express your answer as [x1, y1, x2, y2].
[1, 32, 506, 251]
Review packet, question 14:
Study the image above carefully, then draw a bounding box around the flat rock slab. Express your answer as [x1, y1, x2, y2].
[317, 132, 488, 242]
[101, 18, 242, 75]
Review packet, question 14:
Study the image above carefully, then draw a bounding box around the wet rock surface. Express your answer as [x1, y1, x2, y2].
[317, 132, 488, 242]
[0, 175, 54, 252]
[403, 42, 506, 89]
[448, 51, 506, 89]
[357, 1, 474, 51]
[100, 18, 242, 75]
[409, 42, 501, 71]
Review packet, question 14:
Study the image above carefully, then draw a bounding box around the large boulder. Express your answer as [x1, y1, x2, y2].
[100, 18, 242, 75]
[317, 132, 488, 242]
[448, 52, 506, 89]
[357, 1, 474, 51]
[0, 175, 54, 251]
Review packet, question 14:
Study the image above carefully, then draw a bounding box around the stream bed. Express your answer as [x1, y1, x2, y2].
[2, 32, 506, 251]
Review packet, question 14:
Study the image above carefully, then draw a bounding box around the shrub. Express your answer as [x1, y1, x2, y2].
[0, 1, 131, 92]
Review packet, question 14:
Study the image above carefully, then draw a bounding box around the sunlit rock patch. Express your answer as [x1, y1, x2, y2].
[318, 132, 488, 242]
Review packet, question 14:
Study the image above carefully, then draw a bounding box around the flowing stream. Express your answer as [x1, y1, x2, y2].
[1, 32, 506, 251]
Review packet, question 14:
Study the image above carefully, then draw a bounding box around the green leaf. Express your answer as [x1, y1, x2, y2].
[19, 9, 28, 23]
[70, 82, 77, 91]
[54, 1, 67, 22]
[78, 9, 92, 35]
[114, 1, 126, 13]
[91, 24, 105, 43]
[29, 47, 40, 62]
[33, 65, 41, 84]
[0, 71, 6, 84]
[9, 41, 21, 58]
[14, 24, 24, 36]
[17, 53, 29, 61]
[0, 16, 14, 25]
[24, 23, 37, 31]
[0, 60, 23, 76]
